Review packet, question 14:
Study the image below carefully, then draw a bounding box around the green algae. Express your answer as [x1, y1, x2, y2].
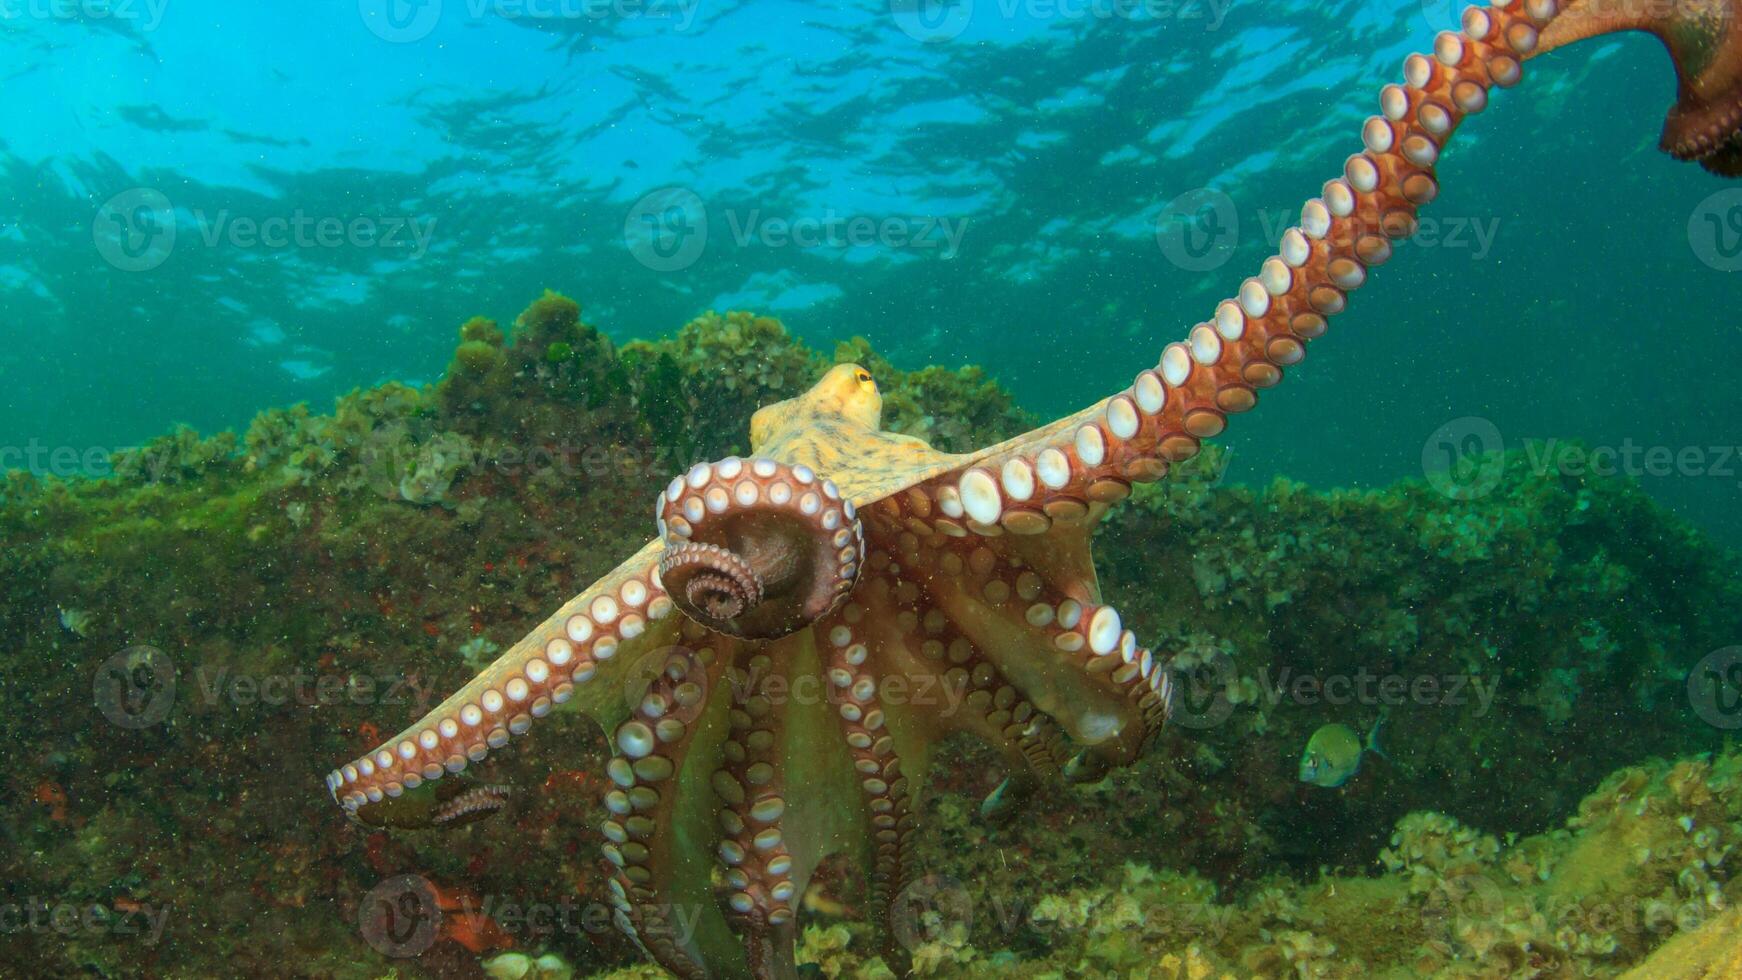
[762, 747, 1742, 979]
[0, 292, 1737, 978]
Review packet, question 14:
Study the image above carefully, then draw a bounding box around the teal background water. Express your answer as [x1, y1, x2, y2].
[3, 0, 1738, 543]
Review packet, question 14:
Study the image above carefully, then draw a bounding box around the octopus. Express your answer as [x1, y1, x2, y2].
[329, 0, 1742, 976]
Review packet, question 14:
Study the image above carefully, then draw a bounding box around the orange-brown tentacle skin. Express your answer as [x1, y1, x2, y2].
[1535, 0, 1742, 172]
[914, 541, 1168, 760]
[329, 542, 676, 815]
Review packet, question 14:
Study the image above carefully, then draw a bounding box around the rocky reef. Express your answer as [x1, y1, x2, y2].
[708, 749, 1742, 979]
[0, 292, 1736, 978]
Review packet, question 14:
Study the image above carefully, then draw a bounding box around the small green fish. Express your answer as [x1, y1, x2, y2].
[1298, 716, 1386, 788]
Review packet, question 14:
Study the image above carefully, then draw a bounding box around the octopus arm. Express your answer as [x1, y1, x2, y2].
[894, 530, 1171, 770]
[854, 556, 1068, 780]
[327, 539, 680, 819]
[602, 643, 742, 979]
[809, 605, 936, 959]
[907, 0, 1614, 530]
[713, 628, 876, 977]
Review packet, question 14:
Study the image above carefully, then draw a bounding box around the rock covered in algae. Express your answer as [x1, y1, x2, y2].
[769, 749, 1739, 979]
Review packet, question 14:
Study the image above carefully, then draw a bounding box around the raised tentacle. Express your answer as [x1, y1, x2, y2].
[328, 540, 676, 817]
[916, 0, 1714, 522]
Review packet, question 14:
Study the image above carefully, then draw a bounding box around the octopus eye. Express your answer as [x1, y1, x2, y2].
[855, 370, 873, 385]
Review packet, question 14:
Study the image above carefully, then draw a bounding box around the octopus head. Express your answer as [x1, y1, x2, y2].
[654, 452, 864, 640]
[750, 362, 882, 450]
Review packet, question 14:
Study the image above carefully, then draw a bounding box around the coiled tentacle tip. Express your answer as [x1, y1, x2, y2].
[655, 457, 864, 638]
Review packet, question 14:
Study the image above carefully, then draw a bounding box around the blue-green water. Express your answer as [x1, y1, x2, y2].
[2, 0, 1738, 544]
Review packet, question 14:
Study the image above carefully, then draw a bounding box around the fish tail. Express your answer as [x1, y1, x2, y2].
[1365, 710, 1390, 762]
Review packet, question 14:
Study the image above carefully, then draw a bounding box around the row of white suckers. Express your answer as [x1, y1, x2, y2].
[328, 563, 672, 809]
[330, 459, 857, 809]
[656, 456, 855, 543]
[938, 0, 1550, 534]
